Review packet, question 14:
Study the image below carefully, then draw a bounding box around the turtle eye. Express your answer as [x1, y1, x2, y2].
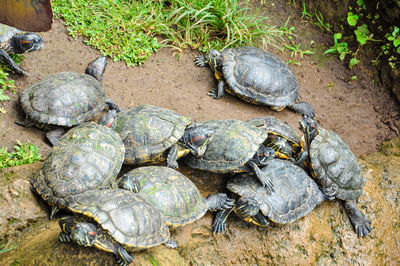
[311, 122, 317, 128]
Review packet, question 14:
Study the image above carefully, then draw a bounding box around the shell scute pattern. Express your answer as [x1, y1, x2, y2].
[69, 189, 169, 249]
[123, 166, 207, 227]
[310, 128, 363, 200]
[184, 120, 268, 173]
[19, 72, 105, 127]
[222, 47, 298, 107]
[32, 123, 125, 209]
[228, 159, 324, 224]
[112, 105, 192, 165]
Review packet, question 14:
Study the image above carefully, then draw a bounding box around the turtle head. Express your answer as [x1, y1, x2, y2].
[98, 109, 117, 128]
[85, 56, 108, 82]
[71, 222, 98, 247]
[235, 197, 260, 218]
[205, 49, 223, 72]
[13, 32, 44, 53]
[180, 126, 214, 157]
[299, 115, 319, 145]
[254, 145, 275, 166]
[118, 174, 141, 193]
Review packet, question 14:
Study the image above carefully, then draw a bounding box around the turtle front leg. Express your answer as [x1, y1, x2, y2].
[343, 200, 371, 237]
[246, 161, 274, 193]
[205, 193, 235, 211]
[14, 117, 35, 128]
[289, 101, 315, 118]
[166, 144, 179, 169]
[209, 73, 225, 99]
[194, 55, 208, 67]
[321, 183, 338, 201]
[0, 49, 30, 76]
[163, 238, 178, 249]
[116, 247, 135, 266]
[118, 173, 141, 193]
[212, 208, 234, 234]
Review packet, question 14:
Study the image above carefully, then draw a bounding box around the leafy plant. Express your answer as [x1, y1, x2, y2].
[0, 141, 42, 169]
[323, 33, 350, 60]
[53, 0, 283, 65]
[284, 43, 313, 58]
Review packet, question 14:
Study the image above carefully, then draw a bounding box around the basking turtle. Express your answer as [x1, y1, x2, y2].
[16, 56, 119, 145]
[31, 122, 125, 218]
[59, 189, 175, 266]
[247, 116, 307, 165]
[213, 159, 324, 233]
[299, 116, 371, 237]
[0, 23, 43, 75]
[183, 119, 275, 192]
[100, 105, 213, 169]
[194, 47, 314, 117]
[118, 166, 234, 228]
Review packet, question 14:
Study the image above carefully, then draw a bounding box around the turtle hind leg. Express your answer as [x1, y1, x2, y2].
[163, 238, 178, 249]
[343, 200, 371, 237]
[289, 101, 315, 118]
[46, 128, 67, 146]
[14, 117, 35, 128]
[0, 49, 29, 76]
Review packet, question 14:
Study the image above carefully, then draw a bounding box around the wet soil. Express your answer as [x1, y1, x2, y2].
[0, 1, 399, 265]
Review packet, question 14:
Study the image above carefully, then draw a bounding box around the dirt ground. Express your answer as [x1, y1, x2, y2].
[1, 4, 399, 159]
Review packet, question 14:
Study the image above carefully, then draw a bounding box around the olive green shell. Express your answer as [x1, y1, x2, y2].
[228, 159, 324, 224]
[123, 166, 207, 228]
[68, 189, 170, 250]
[110, 105, 192, 165]
[0, 24, 20, 45]
[221, 47, 298, 107]
[247, 116, 303, 158]
[184, 119, 268, 173]
[19, 72, 106, 127]
[309, 128, 363, 201]
[32, 123, 125, 209]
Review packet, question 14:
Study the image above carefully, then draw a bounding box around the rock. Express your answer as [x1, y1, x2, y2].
[0, 163, 48, 240]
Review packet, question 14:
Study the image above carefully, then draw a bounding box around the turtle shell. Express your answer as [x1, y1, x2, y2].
[68, 189, 170, 250]
[0, 24, 20, 44]
[19, 72, 106, 127]
[110, 105, 192, 165]
[309, 128, 363, 201]
[183, 119, 268, 173]
[123, 166, 207, 228]
[221, 47, 298, 107]
[32, 122, 125, 209]
[228, 159, 324, 224]
[247, 116, 303, 159]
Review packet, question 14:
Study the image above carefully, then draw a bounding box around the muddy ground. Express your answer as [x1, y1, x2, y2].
[0, 1, 399, 265]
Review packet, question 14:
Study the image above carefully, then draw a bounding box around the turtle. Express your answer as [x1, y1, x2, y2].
[31, 122, 125, 219]
[118, 166, 235, 228]
[0, 0, 53, 32]
[194, 46, 314, 117]
[247, 116, 307, 166]
[59, 189, 176, 266]
[299, 116, 371, 237]
[0, 23, 44, 75]
[16, 56, 120, 145]
[212, 159, 325, 233]
[99, 104, 214, 169]
[183, 119, 275, 192]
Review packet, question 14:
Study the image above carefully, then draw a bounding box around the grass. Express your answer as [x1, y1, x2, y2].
[52, 0, 283, 65]
[0, 141, 41, 169]
[0, 54, 23, 105]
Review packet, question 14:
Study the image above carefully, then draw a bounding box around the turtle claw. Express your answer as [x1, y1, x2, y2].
[59, 232, 71, 242]
[206, 193, 234, 211]
[212, 209, 230, 234]
[194, 55, 207, 67]
[322, 184, 338, 201]
[208, 88, 219, 99]
[355, 218, 372, 237]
